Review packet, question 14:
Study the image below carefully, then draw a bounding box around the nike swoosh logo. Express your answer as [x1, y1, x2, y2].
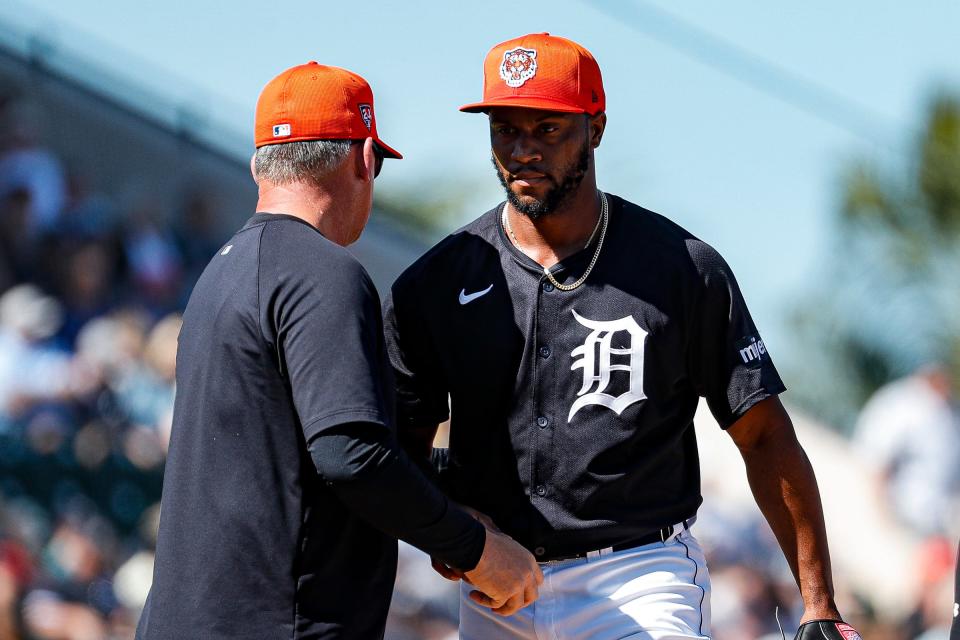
[458, 284, 494, 305]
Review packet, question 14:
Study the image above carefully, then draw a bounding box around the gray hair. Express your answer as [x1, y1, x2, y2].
[254, 139, 353, 184]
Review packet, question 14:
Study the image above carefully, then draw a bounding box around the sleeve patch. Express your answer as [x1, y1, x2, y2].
[734, 334, 768, 369]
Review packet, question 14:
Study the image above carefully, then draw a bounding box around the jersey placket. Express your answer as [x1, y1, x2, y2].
[495, 207, 594, 558]
[528, 267, 565, 559]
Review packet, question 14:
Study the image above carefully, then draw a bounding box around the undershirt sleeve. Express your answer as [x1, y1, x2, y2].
[308, 422, 485, 571]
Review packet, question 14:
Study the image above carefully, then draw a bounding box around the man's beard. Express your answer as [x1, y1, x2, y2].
[493, 141, 591, 220]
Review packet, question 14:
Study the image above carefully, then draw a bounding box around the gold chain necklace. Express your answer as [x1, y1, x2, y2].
[501, 191, 609, 292]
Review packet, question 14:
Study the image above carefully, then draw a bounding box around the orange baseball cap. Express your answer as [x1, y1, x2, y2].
[460, 33, 604, 115]
[254, 62, 401, 159]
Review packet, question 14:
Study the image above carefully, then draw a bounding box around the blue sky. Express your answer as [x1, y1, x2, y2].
[4, 0, 959, 360]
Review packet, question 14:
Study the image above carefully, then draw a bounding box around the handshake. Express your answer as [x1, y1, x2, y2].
[432, 509, 542, 617]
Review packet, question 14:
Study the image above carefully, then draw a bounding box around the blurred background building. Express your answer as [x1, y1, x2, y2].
[0, 2, 957, 639]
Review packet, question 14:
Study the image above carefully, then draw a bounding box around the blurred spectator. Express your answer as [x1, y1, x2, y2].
[0, 98, 66, 236]
[695, 501, 801, 640]
[51, 241, 120, 349]
[951, 540, 959, 640]
[121, 204, 183, 315]
[904, 538, 957, 640]
[74, 311, 149, 390]
[114, 313, 179, 470]
[0, 188, 37, 290]
[0, 539, 30, 638]
[173, 186, 225, 292]
[0, 285, 72, 427]
[113, 313, 178, 432]
[853, 366, 960, 537]
[710, 564, 794, 640]
[57, 168, 118, 241]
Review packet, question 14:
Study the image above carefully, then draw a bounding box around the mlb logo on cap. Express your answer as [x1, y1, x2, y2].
[272, 124, 291, 138]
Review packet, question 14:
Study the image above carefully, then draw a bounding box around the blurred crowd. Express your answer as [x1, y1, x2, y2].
[0, 94, 220, 639]
[0, 94, 956, 640]
[700, 364, 960, 640]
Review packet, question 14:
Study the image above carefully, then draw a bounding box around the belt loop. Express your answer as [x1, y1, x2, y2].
[586, 547, 613, 560]
[660, 524, 673, 543]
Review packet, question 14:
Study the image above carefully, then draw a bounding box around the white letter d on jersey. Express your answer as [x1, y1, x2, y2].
[568, 310, 648, 422]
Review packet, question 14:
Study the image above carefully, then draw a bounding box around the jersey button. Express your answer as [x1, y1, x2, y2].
[536, 416, 549, 429]
[535, 485, 546, 497]
[542, 282, 554, 292]
[539, 345, 551, 358]
[534, 546, 546, 557]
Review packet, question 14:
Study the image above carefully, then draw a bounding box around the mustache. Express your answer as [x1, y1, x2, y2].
[490, 154, 551, 182]
[503, 168, 553, 182]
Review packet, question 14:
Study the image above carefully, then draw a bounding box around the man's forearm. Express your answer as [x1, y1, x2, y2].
[740, 433, 840, 620]
[308, 422, 485, 571]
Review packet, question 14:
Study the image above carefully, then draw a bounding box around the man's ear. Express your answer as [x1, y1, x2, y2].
[355, 137, 376, 182]
[249, 152, 258, 183]
[589, 112, 607, 148]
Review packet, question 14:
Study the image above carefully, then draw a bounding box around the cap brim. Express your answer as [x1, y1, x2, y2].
[459, 96, 589, 114]
[374, 138, 402, 160]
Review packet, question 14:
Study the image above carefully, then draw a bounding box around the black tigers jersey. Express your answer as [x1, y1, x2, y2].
[383, 194, 785, 560]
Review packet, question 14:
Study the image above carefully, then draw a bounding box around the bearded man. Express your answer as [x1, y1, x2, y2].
[383, 33, 861, 640]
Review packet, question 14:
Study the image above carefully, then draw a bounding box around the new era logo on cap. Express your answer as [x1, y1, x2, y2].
[272, 124, 291, 138]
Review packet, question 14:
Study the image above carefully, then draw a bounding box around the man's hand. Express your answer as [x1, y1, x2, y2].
[429, 505, 541, 616]
[462, 527, 542, 617]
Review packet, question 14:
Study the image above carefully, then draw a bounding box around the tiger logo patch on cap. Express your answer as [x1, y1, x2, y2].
[499, 48, 537, 88]
[358, 104, 373, 131]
